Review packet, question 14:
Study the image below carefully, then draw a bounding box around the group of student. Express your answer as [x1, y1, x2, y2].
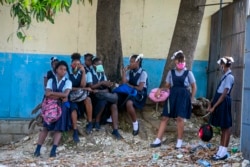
[34, 53, 147, 157]
[34, 50, 235, 162]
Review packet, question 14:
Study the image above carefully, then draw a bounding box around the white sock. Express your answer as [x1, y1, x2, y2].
[132, 121, 138, 131]
[153, 138, 161, 144]
[216, 146, 223, 156]
[219, 146, 228, 157]
[176, 139, 183, 148]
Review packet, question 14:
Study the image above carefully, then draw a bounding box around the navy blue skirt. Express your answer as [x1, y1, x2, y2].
[117, 89, 147, 110]
[162, 86, 192, 119]
[210, 92, 232, 128]
[43, 102, 72, 132]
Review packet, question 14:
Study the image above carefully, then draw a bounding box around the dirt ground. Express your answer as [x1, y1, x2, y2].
[0, 104, 249, 167]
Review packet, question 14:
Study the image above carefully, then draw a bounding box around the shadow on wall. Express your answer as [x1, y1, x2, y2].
[0, 52, 207, 119]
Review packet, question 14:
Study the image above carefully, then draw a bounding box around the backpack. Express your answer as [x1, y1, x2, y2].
[41, 98, 62, 124]
[198, 124, 213, 142]
[41, 78, 66, 124]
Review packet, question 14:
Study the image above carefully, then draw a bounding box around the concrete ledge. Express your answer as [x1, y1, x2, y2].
[0, 120, 30, 144]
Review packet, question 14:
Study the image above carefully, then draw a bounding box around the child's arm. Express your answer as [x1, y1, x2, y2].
[208, 88, 229, 113]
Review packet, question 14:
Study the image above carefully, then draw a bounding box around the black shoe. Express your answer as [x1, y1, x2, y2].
[211, 154, 229, 161]
[49, 153, 56, 157]
[132, 124, 139, 136]
[112, 130, 123, 140]
[94, 122, 101, 131]
[86, 122, 93, 134]
[34, 151, 40, 157]
[150, 143, 161, 148]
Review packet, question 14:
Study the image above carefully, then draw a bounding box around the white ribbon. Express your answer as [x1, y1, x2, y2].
[171, 50, 183, 60]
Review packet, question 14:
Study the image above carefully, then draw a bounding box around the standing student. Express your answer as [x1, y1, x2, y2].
[44, 57, 59, 87]
[88, 57, 122, 139]
[69, 53, 93, 141]
[208, 56, 234, 161]
[121, 54, 148, 136]
[150, 50, 196, 148]
[34, 61, 72, 157]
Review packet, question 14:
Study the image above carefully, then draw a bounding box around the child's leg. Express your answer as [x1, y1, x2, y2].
[176, 117, 184, 148]
[126, 100, 139, 135]
[110, 104, 118, 130]
[34, 127, 49, 156]
[84, 97, 93, 123]
[37, 128, 49, 145]
[150, 116, 169, 147]
[71, 110, 78, 130]
[50, 131, 62, 157]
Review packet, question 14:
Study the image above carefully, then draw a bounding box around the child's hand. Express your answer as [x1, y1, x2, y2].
[154, 89, 161, 98]
[45, 91, 53, 97]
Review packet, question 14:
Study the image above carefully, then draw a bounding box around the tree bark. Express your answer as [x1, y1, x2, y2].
[160, 0, 206, 87]
[96, 0, 123, 82]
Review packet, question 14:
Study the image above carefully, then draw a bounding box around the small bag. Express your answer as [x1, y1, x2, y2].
[41, 98, 62, 124]
[95, 92, 118, 104]
[149, 88, 170, 103]
[198, 124, 213, 142]
[112, 84, 137, 96]
[69, 89, 88, 102]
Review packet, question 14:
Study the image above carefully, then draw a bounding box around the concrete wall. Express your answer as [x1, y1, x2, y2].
[0, 0, 232, 119]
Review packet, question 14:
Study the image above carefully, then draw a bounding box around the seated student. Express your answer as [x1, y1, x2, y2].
[34, 61, 72, 157]
[69, 53, 93, 142]
[82, 53, 94, 73]
[88, 57, 122, 139]
[121, 54, 148, 136]
[44, 57, 59, 87]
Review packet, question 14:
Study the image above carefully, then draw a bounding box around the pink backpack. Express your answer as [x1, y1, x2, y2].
[149, 88, 170, 103]
[41, 98, 62, 124]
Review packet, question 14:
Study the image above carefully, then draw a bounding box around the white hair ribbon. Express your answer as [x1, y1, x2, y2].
[135, 53, 143, 62]
[171, 50, 183, 60]
[217, 56, 234, 65]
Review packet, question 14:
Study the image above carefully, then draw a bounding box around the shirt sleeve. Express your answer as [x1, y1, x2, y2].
[86, 72, 92, 83]
[46, 79, 53, 90]
[165, 71, 172, 84]
[224, 75, 234, 90]
[139, 71, 148, 83]
[64, 80, 72, 91]
[188, 71, 196, 84]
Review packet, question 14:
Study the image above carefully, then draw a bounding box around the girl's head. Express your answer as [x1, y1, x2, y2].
[71, 53, 81, 73]
[92, 57, 104, 73]
[129, 54, 143, 70]
[55, 61, 69, 78]
[51, 57, 59, 71]
[84, 53, 94, 67]
[172, 50, 186, 70]
[217, 56, 234, 72]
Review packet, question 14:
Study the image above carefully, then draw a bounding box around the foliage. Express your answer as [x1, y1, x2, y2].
[0, 0, 92, 42]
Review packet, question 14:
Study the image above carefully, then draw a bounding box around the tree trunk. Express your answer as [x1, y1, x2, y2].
[96, 0, 123, 82]
[160, 0, 206, 87]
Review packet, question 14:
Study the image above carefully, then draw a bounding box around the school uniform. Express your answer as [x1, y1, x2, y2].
[210, 70, 234, 128]
[162, 68, 196, 119]
[88, 69, 108, 117]
[123, 68, 148, 109]
[43, 76, 72, 131]
[69, 71, 90, 116]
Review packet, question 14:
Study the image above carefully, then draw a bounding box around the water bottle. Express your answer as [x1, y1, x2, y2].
[197, 159, 211, 167]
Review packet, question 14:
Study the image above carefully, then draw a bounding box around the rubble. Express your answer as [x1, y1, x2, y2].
[0, 100, 247, 166]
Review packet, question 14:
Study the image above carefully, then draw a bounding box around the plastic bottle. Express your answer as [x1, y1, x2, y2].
[196, 159, 211, 167]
